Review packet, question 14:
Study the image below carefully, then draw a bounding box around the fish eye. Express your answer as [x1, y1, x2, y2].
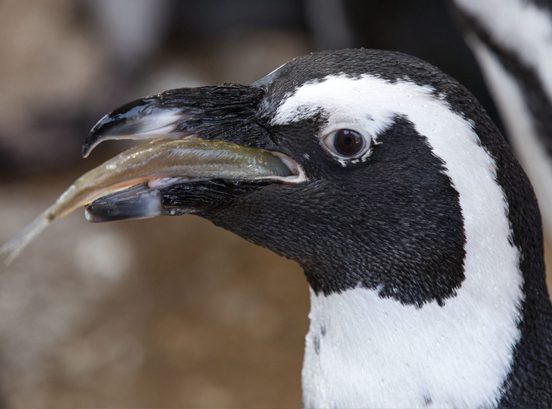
[322, 129, 371, 160]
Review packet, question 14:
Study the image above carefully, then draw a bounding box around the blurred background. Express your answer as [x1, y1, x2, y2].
[0, 0, 550, 407]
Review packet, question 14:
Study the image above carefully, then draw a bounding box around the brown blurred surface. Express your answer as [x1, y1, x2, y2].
[0, 173, 307, 408]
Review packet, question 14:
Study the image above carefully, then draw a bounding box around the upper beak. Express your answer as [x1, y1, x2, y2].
[81, 84, 305, 222]
[82, 84, 268, 158]
[82, 97, 181, 158]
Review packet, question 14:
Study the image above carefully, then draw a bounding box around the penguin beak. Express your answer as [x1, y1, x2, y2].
[82, 85, 306, 222]
[82, 84, 270, 158]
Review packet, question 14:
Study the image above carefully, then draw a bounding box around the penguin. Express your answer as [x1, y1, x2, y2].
[451, 0, 552, 242]
[55, 49, 552, 407]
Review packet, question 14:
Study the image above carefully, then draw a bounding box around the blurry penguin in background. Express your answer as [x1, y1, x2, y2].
[451, 0, 552, 243]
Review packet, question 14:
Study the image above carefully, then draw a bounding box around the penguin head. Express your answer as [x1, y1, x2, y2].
[85, 49, 531, 307]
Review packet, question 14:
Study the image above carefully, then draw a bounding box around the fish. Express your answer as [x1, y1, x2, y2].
[0, 137, 296, 265]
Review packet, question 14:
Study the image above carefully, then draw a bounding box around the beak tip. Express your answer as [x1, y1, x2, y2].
[82, 113, 115, 158]
[81, 96, 184, 158]
[81, 143, 91, 158]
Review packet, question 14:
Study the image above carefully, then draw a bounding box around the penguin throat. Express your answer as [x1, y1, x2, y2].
[301, 282, 523, 409]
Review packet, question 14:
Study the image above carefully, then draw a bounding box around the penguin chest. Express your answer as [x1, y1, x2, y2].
[301, 287, 522, 409]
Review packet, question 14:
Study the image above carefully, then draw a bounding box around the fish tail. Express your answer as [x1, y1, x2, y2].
[0, 211, 52, 266]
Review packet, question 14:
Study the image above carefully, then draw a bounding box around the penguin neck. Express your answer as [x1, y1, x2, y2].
[301, 261, 525, 409]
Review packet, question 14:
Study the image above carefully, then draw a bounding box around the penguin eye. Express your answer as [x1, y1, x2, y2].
[322, 129, 371, 160]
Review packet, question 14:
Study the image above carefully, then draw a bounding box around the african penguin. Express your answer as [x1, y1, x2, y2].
[83, 48, 552, 408]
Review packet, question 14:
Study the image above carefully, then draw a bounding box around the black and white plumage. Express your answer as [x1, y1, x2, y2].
[83, 49, 551, 408]
[452, 0, 552, 241]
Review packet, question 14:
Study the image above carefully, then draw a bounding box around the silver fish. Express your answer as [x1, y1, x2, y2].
[1, 137, 299, 265]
